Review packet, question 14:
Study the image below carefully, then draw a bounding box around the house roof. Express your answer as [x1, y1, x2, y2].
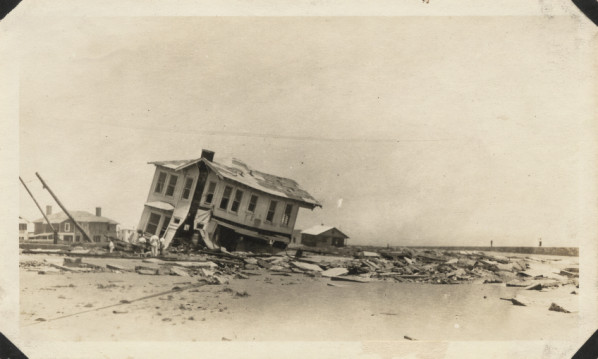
[301, 225, 349, 238]
[149, 157, 322, 208]
[33, 211, 119, 224]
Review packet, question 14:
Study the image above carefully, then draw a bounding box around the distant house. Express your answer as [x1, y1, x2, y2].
[137, 149, 321, 252]
[19, 217, 32, 241]
[301, 225, 349, 248]
[32, 205, 118, 243]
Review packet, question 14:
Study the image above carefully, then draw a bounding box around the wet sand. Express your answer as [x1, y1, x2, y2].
[19, 253, 579, 343]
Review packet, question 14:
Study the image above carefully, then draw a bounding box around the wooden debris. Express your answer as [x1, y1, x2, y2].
[331, 275, 371, 283]
[290, 261, 323, 272]
[548, 303, 571, 313]
[321, 267, 349, 277]
[170, 267, 191, 277]
[106, 264, 131, 272]
[500, 297, 528, 306]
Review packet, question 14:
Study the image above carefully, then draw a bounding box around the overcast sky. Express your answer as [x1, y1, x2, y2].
[17, 16, 594, 247]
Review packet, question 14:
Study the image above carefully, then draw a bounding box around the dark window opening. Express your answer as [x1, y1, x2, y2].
[165, 175, 178, 197]
[266, 200, 278, 223]
[146, 213, 161, 234]
[155, 172, 167, 193]
[220, 186, 233, 210]
[205, 182, 217, 204]
[182, 177, 194, 199]
[231, 189, 244, 213]
[159, 216, 171, 237]
[93, 235, 101, 243]
[282, 204, 293, 226]
[247, 195, 258, 213]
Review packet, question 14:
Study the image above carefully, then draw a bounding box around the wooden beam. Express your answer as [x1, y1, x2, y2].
[35, 172, 93, 243]
[19, 176, 58, 244]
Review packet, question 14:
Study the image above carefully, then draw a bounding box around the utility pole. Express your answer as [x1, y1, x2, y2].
[35, 172, 92, 243]
[19, 176, 58, 244]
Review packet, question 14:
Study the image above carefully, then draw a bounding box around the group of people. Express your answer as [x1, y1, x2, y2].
[137, 232, 165, 257]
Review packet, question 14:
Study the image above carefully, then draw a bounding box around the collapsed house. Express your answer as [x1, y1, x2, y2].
[301, 225, 349, 248]
[137, 150, 321, 252]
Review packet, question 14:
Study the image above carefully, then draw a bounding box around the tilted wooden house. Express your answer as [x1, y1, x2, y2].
[137, 150, 321, 252]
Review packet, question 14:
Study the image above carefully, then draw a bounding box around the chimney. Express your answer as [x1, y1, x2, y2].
[201, 149, 215, 162]
[96, 207, 102, 217]
[46, 205, 52, 215]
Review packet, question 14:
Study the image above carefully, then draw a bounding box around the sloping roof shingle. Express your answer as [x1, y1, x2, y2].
[149, 157, 321, 208]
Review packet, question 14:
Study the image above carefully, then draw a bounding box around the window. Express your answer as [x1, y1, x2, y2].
[247, 195, 258, 213]
[146, 213, 161, 234]
[220, 186, 233, 210]
[64, 222, 71, 232]
[266, 200, 278, 223]
[154, 172, 167, 193]
[281, 204, 293, 226]
[165, 175, 178, 197]
[93, 235, 101, 243]
[159, 216, 171, 237]
[204, 182, 217, 204]
[231, 189, 244, 213]
[182, 177, 194, 199]
[19, 223, 27, 231]
[76, 235, 81, 242]
[64, 235, 73, 242]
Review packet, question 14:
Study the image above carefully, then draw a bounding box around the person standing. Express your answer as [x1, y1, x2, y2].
[138, 235, 147, 254]
[109, 239, 115, 253]
[150, 234, 159, 257]
[159, 236, 165, 255]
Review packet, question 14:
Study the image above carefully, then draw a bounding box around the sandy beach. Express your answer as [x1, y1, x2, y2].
[20, 252, 579, 343]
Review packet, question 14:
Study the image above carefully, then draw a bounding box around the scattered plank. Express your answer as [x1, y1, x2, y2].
[321, 267, 349, 278]
[170, 267, 191, 277]
[331, 275, 371, 283]
[290, 261, 323, 272]
[549, 303, 571, 313]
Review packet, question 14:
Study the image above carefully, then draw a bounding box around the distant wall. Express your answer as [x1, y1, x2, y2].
[407, 246, 579, 257]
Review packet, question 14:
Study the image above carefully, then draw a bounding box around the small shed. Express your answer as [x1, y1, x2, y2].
[301, 225, 349, 248]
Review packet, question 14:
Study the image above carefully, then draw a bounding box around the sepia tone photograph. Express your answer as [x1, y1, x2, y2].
[2, 4, 597, 358]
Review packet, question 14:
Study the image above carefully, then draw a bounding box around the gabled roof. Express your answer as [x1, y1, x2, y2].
[148, 157, 322, 208]
[301, 225, 349, 238]
[33, 211, 119, 224]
